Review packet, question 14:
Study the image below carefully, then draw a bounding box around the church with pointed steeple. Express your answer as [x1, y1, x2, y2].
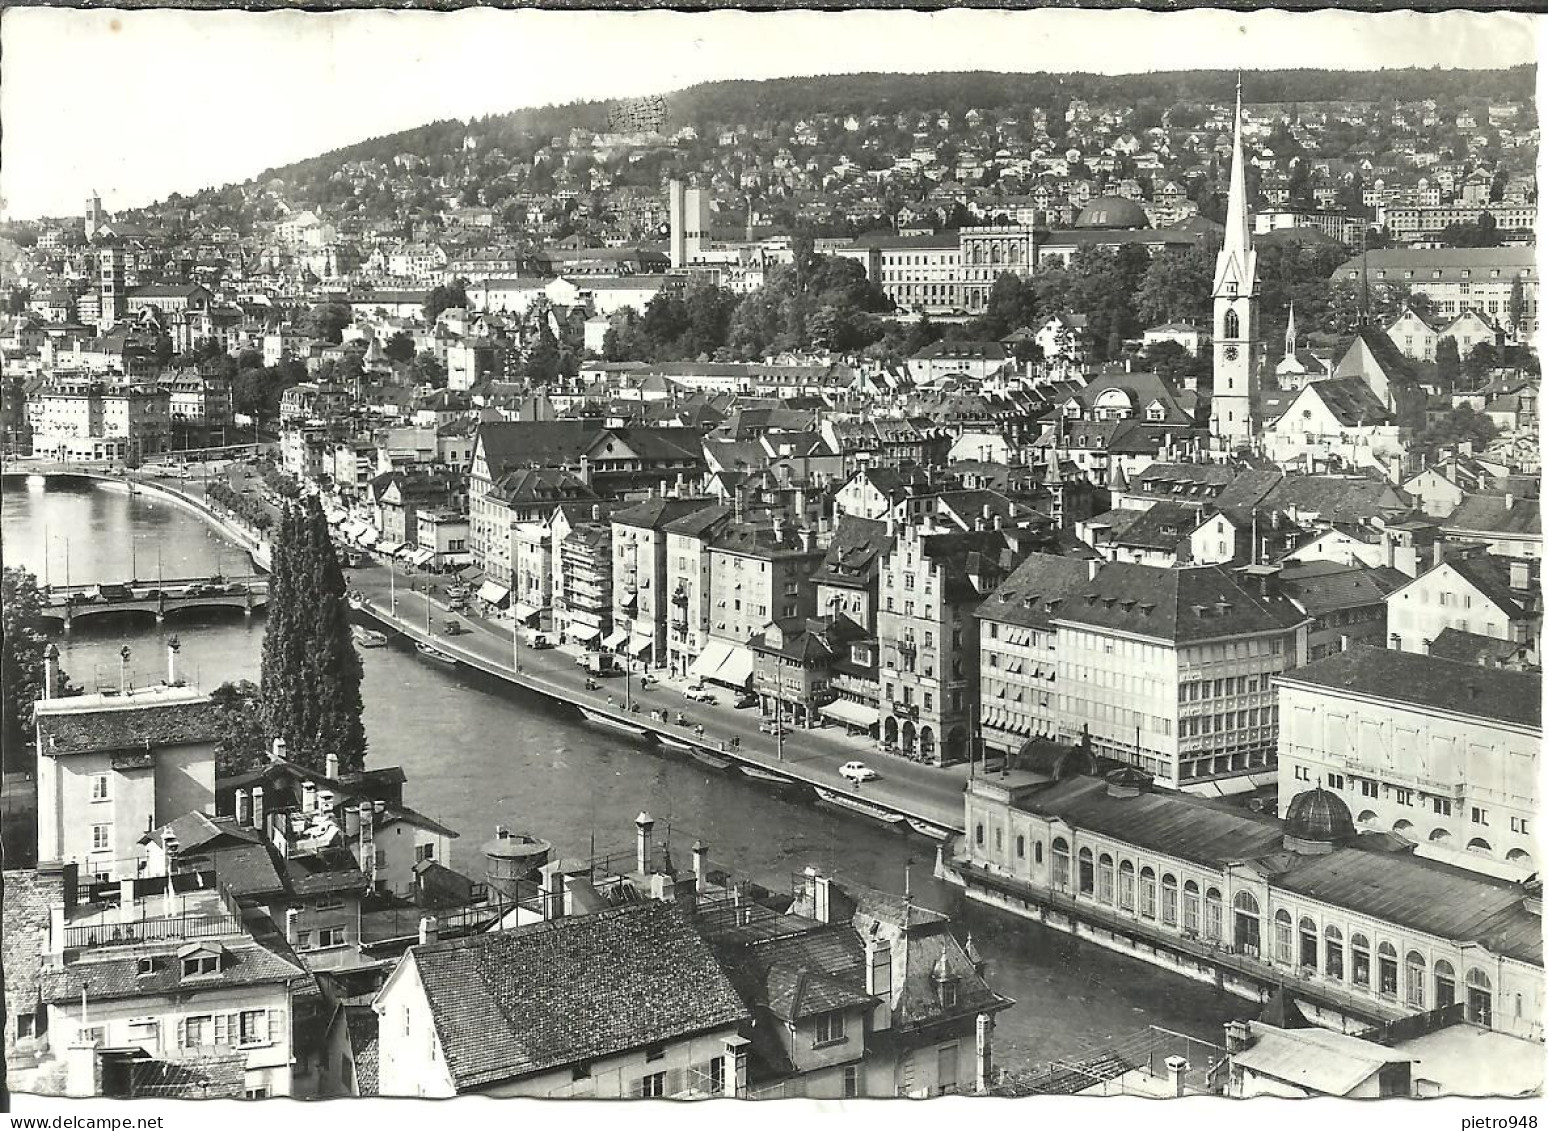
[1210, 78, 1259, 447]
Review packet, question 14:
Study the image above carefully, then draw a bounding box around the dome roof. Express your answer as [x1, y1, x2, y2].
[1076, 195, 1150, 229]
[1284, 787, 1356, 844]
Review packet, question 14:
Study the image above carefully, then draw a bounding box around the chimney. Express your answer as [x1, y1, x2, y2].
[692, 840, 710, 888]
[805, 865, 831, 923]
[318, 789, 336, 817]
[250, 787, 264, 832]
[546, 866, 566, 921]
[1165, 1055, 1188, 1098]
[43, 643, 59, 700]
[418, 916, 438, 945]
[993, 514, 1003, 530]
[1339, 634, 1351, 653]
[1224, 1020, 1250, 1054]
[359, 803, 376, 885]
[302, 781, 318, 812]
[578, 453, 592, 486]
[976, 1013, 995, 1095]
[635, 811, 654, 875]
[1087, 559, 1100, 582]
[723, 1037, 751, 1099]
[236, 788, 252, 826]
[800, 528, 815, 553]
[118, 646, 131, 696]
[165, 635, 181, 686]
[325, 752, 339, 780]
[285, 908, 299, 946]
[1504, 493, 1514, 511]
[270, 737, 287, 764]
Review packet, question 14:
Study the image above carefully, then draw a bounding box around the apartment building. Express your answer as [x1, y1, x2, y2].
[610, 497, 718, 669]
[663, 504, 735, 679]
[556, 523, 613, 649]
[697, 520, 825, 689]
[1331, 248, 1538, 336]
[975, 558, 1309, 787]
[1275, 647, 1539, 879]
[30, 378, 173, 463]
[1385, 552, 1540, 663]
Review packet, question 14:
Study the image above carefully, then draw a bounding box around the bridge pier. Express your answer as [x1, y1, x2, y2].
[156, 596, 166, 624]
[62, 607, 72, 633]
[244, 593, 255, 619]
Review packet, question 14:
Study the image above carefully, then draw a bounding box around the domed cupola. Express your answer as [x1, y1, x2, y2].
[1283, 787, 1356, 855]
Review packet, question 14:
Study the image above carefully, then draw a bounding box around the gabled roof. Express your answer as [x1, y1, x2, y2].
[1292, 377, 1395, 427]
[1277, 561, 1407, 616]
[407, 901, 749, 1091]
[39, 933, 308, 1005]
[612, 496, 718, 532]
[1428, 627, 1537, 669]
[36, 695, 224, 757]
[1443, 493, 1542, 539]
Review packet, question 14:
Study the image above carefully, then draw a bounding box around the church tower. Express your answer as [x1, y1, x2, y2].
[1210, 78, 1259, 446]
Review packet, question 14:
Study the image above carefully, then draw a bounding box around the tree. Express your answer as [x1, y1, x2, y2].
[1465, 342, 1500, 383]
[411, 350, 447, 388]
[211, 679, 268, 777]
[1435, 337, 1461, 395]
[1439, 210, 1502, 248]
[305, 302, 351, 345]
[973, 274, 1040, 341]
[423, 279, 470, 322]
[1508, 275, 1526, 337]
[1136, 242, 1217, 328]
[259, 498, 367, 774]
[384, 331, 415, 364]
[2, 567, 74, 771]
[1414, 405, 1497, 456]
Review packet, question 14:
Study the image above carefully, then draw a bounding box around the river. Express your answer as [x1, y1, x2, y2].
[1, 476, 1249, 1073]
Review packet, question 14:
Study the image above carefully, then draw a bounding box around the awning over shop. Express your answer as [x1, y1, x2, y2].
[410, 548, 436, 567]
[689, 640, 733, 681]
[711, 643, 755, 689]
[821, 699, 880, 729]
[629, 635, 653, 657]
[395, 545, 419, 560]
[514, 602, 542, 624]
[457, 565, 485, 585]
[356, 528, 380, 547]
[477, 581, 510, 608]
[377, 540, 404, 556]
[569, 624, 601, 644]
[603, 628, 630, 650]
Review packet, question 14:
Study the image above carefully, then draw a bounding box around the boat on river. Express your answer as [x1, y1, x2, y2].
[414, 642, 459, 667]
[906, 817, 956, 841]
[689, 747, 733, 771]
[353, 626, 389, 648]
[814, 785, 909, 826]
[737, 763, 794, 785]
[577, 706, 650, 738]
[658, 734, 695, 753]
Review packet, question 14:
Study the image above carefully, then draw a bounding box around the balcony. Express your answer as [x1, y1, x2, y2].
[891, 702, 919, 720]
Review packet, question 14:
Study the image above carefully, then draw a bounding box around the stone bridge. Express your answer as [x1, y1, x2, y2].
[39, 577, 269, 630]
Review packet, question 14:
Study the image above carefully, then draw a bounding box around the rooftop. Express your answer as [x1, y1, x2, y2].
[35, 685, 223, 758]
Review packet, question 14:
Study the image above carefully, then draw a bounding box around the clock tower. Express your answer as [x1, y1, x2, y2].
[1210, 78, 1258, 446]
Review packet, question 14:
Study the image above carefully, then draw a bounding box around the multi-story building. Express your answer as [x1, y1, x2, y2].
[957, 226, 1038, 314]
[609, 497, 718, 670]
[158, 368, 233, 429]
[663, 504, 735, 680]
[1331, 247, 1538, 337]
[1382, 203, 1536, 245]
[976, 557, 1309, 787]
[556, 523, 613, 650]
[34, 666, 220, 878]
[832, 232, 962, 316]
[1276, 561, 1407, 662]
[878, 523, 1030, 766]
[811, 516, 895, 634]
[1274, 646, 1539, 879]
[749, 614, 870, 729]
[30, 378, 172, 463]
[695, 520, 825, 690]
[1385, 552, 1540, 664]
[373, 901, 750, 1097]
[953, 772, 1543, 1043]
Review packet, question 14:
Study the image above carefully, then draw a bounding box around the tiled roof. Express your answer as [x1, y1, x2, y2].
[1300, 377, 1395, 427]
[1277, 561, 1407, 616]
[2, 870, 63, 1021]
[612, 496, 719, 532]
[1108, 500, 1201, 552]
[37, 696, 224, 757]
[1275, 645, 1540, 729]
[39, 935, 307, 1005]
[1428, 627, 1535, 669]
[1443, 493, 1542, 538]
[345, 1006, 380, 1095]
[409, 901, 749, 1091]
[1445, 554, 1535, 619]
[979, 552, 1104, 630]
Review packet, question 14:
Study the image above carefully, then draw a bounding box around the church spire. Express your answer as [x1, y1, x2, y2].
[1284, 304, 1297, 360]
[1225, 74, 1251, 259]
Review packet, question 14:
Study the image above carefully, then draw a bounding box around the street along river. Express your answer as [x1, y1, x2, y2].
[2, 476, 1248, 1074]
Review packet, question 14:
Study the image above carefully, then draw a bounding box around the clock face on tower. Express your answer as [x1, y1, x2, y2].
[1223, 345, 1240, 361]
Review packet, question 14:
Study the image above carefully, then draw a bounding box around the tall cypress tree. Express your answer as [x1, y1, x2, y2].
[258, 498, 367, 773]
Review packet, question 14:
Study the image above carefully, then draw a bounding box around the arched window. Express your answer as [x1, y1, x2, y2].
[1434, 960, 1457, 1009]
[990, 244, 1002, 265]
[1377, 942, 1399, 998]
[1467, 838, 1493, 856]
[1324, 925, 1343, 980]
[1351, 934, 1371, 988]
[1405, 951, 1426, 1008]
[1016, 834, 1026, 860]
[1298, 917, 1318, 970]
[1139, 867, 1157, 920]
[1034, 841, 1044, 865]
[1204, 887, 1223, 942]
[1223, 309, 1240, 339]
[1161, 874, 1178, 927]
[1233, 891, 1262, 956]
[1051, 837, 1071, 891]
[1273, 909, 1294, 964]
[1118, 861, 1136, 912]
[1183, 880, 1200, 934]
[1430, 827, 1453, 843]
[1466, 968, 1493, 1028]
[1098, 853, 1115, 904]
[1506, 848, 1533, 868]
[1008, 245, 1020, 266]
[1078, 847, 1095, 895]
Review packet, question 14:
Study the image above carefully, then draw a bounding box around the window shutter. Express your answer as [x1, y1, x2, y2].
[265, 1010, 274, 1046]
[665, 1068, 683, 1097]
[177, 1018, 187, 1048]
[627, 1076, 642, 1099]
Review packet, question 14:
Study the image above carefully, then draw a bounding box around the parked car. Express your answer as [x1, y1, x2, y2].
[525, 631, 555, 649]
[758, 720, 789, 736]
[734, 692, 760, 710]
[684, 685, 717, 703]
[839, 761, 878, 783]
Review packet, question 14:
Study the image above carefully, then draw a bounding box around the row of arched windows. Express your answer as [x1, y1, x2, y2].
[967, 242, 1024, 267]
[1046, 836, 1499, 1027]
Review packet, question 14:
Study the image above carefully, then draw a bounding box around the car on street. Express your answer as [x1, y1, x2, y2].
[839, 761, 878, 784]
[684, 684, 717, 703]
[734, 692, 760, 710]
[758, 720, 789, 736]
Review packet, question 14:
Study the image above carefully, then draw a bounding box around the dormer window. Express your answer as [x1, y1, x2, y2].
[182, 954, 219, 978]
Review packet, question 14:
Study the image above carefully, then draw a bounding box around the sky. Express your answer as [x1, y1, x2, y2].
[0, 7, 1539, 221]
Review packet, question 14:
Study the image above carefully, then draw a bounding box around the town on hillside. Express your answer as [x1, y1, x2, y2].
[0, 49, 1541, 1110]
